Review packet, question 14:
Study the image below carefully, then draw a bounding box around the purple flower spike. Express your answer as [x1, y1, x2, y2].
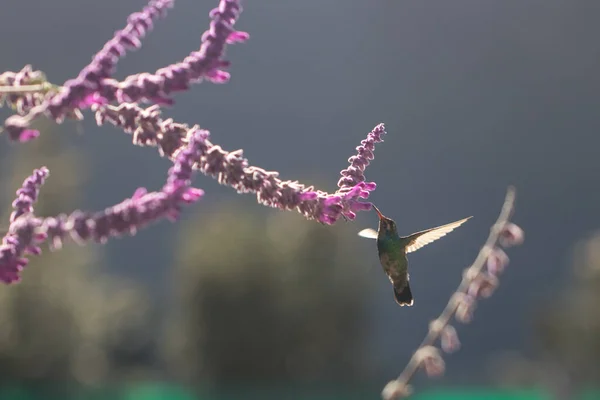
[2, 0, 175, 141]
[0, 130, 211, 282]
[100, 0, 247, 105]
[2, 180, 205, 278]
[45, 0, 175, 120]
[166, 129, 209, 188]
[95, 102, 382, 225]
[10, 167, 49, 222]
[0, 168, 50, 283]
[338, 123, 386, 190]
[0, 65, 51, 116]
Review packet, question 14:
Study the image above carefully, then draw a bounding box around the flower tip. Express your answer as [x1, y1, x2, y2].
[342, 185, 362, 199]
[206, 69, 231, 84]
[182, 187, 204, 203]
[37, 167, 50, 178]
[25, 245, 42, 256]
[79, 92, 108, 108]
[350, 201, 373, 212]
[226, 31, 250, 44]
[18, 129, 40, 143]
[486, 247, 509, 276]
[499, 222, 524, 247]
[363, 181, 377, 191]
[132, 187, 148, 200]
[453, 293, 476, 324]
[343, 211, 357, 220]
[415, 346, 446, 377]
[34, 232, 48, 242]
[440, 325, 461, 353]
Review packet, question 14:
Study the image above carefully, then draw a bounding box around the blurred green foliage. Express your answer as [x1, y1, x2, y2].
[2, 383, 599, 400]
[533, 233, 600, 384]
[0, 124, 152, 386]
[165, 203, 375, 386]
[488, 233, 600, 397]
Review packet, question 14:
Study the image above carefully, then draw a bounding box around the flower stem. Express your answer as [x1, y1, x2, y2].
[0, 82, 55, 94]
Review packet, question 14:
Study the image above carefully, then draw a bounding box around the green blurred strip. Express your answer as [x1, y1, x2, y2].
[0, 384, 599, 400]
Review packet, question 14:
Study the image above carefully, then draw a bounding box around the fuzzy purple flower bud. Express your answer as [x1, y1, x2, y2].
[467, 272, 499, 299]
[440, 325, 461, 353]
[486, 247, 509, 276]
[499, 222, 524, 247]
[227, 30, 250, 44]
[415, 346, 445, 377]
[453, 292, 477, 324]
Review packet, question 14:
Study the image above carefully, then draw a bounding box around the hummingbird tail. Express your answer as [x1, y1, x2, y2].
[393, 283, 414, 307]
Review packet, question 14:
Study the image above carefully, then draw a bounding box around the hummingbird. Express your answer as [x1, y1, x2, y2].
[358, 205, 471, 307]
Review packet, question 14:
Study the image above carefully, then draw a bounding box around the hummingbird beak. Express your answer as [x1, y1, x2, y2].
[371, 204, 384, 220]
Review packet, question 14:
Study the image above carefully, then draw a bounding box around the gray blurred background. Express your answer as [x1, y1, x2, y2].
[1, 0, 599, 398]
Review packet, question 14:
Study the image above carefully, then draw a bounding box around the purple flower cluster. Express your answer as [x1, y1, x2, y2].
[0, 0, 384, 282]
[0, 66, 54, 115]
[382, 187, 524, 400]
[97, 0, 248, 105]
[0, 132, 207, 283]
[3, 0, 175, 140]
[10, 167, 49, 222]
[0, 168, 49, 283]
[48, 0, 176, 117]
[94, 102, 383, 224]
[338, 123, 385, 190]
[2, 0, 248, 142]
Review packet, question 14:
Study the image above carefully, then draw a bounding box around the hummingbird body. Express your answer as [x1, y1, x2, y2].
[359, 205, 472, 307]
[375, 212, 414, 306]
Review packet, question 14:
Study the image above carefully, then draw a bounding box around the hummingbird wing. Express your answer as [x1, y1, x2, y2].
[357, 228, 378, 239]
[404, 216, 472, 253]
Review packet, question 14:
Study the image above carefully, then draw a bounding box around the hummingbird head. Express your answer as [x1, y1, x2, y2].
[372, 204, 396, 234]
